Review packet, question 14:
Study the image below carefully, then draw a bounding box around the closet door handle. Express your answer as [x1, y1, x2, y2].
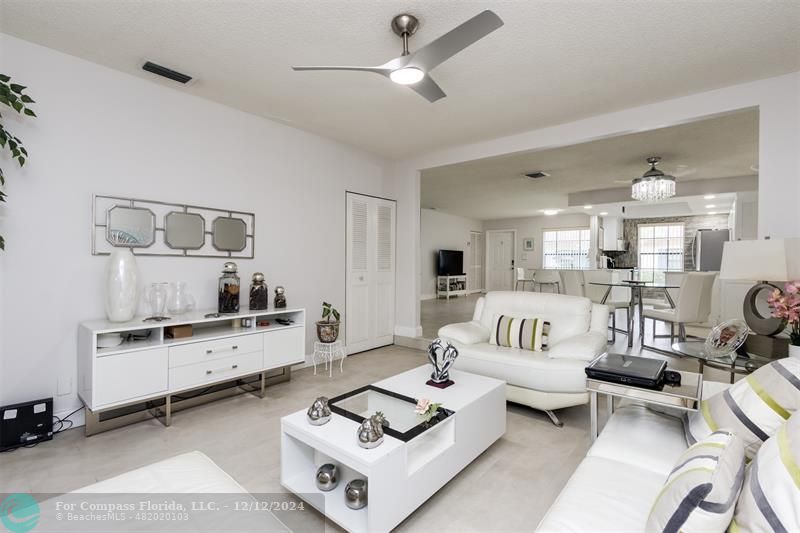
[232, 345, 238, 350]
[206, 349, 213, 354]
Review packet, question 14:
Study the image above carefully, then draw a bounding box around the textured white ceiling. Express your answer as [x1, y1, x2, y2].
[1, 1, 798, 158]
[421, 109, 758, 220]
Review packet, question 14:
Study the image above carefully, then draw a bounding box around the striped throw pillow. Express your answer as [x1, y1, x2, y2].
[488, 314, 550, 351]
[685, 358, 800, 458]
[731, 412, 800, 532]
[647, 431, 745, 533]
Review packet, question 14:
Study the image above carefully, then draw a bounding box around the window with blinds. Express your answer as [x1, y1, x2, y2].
[637, 223, 684, 282]
[542, 228, 590, 270]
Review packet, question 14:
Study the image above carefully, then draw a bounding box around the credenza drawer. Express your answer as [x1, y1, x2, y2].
[95, 348, 168, 407]
[168, 334, 263, 368]
[169, 351, 263, 391]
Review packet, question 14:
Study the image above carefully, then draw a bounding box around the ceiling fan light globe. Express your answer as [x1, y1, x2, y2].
[390, 67, 425, 85]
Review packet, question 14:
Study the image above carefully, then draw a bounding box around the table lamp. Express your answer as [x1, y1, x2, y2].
[719, 238, 800, 336]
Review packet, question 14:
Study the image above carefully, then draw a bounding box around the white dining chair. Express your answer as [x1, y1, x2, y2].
[514, 267, 535, 291]
[583, 270, 631, 343]
[642, 272, 717, 349]
[643, 271, 685, 310]
[559, 270, 585, 297]
[533, 270, 561, 293]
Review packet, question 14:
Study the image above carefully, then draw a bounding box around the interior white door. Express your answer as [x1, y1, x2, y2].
[486, 231, 514, 291]
[469, 231, 485, 292]
[346, 193, 396, 354]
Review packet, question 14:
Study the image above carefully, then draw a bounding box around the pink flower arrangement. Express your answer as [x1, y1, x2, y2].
[768, 281, 800, 345]
[415, 398, 442, 423]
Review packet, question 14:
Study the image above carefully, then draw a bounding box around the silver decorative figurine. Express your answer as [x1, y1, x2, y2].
[427, 338, 459, 385]
[344, 479, 368, 509]
[357, 413, 385, 449]
[307, 397, 331, 426]
[315, 463, 339, 492]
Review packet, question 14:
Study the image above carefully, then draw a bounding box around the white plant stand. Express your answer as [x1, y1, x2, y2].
[280, 366, 506, 533]
[313, 340, 346, 377]
[437, 274, 467, 299]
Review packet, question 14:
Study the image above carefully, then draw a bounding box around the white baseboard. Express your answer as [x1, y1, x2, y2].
[420, 293, 436, 301]
[394, 324, 423, 337]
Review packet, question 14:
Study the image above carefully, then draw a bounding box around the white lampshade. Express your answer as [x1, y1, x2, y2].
[719, 238, 800, 281]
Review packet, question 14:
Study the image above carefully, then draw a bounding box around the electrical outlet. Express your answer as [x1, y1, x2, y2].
[57, 376, 72, 396]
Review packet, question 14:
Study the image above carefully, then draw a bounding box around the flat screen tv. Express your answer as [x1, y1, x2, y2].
[437, 250, 464, 276]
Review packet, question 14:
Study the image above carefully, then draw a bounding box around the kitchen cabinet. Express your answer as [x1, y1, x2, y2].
[602, 216, 626, 251]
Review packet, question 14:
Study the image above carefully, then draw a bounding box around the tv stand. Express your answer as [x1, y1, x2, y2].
[437, 274, 467, 300]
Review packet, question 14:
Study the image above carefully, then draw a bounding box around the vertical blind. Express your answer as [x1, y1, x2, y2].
[542, 228, 590, 270]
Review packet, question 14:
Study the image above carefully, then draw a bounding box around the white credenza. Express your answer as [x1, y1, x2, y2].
[78, 307, 305, 434]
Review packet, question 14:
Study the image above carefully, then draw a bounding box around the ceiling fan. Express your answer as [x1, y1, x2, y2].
[292, 10, 504, 103]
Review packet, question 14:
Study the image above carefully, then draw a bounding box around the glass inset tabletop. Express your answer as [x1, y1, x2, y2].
[672, 341, 771, 374]
[329, 385, 453, 442]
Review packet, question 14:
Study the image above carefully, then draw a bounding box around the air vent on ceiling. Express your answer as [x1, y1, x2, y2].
[142, 61, 192, 84]
[524, 171, 550, 179]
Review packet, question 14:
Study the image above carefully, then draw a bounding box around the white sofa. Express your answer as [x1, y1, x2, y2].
[536, 381, 729, 532]
[438, 291, 609, 426]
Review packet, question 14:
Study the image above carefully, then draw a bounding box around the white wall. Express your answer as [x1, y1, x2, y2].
[419, 209, 483, 299]
[483, 214, 591, 271]
[392, 72, 800, 336]
[0, 34, 392, 420]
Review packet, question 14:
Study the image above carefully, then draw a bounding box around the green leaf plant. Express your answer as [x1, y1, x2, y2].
[321, 301, 341, 323]
[0, 73, 36, 250]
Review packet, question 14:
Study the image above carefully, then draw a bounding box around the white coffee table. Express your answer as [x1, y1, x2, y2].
[280, 365, 506, 533]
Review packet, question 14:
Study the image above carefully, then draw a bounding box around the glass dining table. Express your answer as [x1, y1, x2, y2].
[588, 281, 680, 348]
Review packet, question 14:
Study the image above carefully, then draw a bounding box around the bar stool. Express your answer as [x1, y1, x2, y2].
[534, 270, 561, 293]
[514, 267, 535, 291]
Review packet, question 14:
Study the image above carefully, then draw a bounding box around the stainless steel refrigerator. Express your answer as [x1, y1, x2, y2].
[691, 229, 730, 271]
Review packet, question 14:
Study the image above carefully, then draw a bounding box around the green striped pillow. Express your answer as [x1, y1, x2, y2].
[647, 430, 745, 533]
[731, 412, 800, 532]
[488, 314, 550, 351]
[685, 358, 800, 458]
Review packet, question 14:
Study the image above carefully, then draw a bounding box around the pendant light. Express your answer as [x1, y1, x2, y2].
[631, 156, 676, 202]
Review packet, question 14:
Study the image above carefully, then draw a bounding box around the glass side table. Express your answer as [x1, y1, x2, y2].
[671, 341, 771, 384]
[586, 370, 702, 442]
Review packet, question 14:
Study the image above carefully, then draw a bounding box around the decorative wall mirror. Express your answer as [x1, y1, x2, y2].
[92, 195, 255, 258]
[106, 206, 156, 247]
[165, 212, 205, 250]
[212, 217, 247, 252]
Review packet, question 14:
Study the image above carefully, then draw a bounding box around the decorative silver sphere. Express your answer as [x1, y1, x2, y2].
[315, 463, 339, 492]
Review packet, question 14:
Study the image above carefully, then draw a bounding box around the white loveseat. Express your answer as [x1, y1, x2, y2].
[438, 291, 609, 426]
[536, 381, 729, 531]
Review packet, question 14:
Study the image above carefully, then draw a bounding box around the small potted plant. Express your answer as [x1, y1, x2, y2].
[316, 302, 341, 343]
[768, 281, 800, 358]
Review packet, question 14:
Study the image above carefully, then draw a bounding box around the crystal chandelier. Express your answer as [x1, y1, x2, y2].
[631, 156, 676, 202]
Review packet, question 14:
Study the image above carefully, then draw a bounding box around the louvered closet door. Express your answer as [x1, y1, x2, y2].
[346, 193, 396, 354]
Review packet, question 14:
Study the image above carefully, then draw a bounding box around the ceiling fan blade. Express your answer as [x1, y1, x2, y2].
[409, 75, 446, 103]
[292, 66, 389, 75]
[407, 10, 504, 72]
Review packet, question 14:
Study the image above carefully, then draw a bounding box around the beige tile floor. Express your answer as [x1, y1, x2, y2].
[421, 293, 482, 339]
[0, 344, 609, 532]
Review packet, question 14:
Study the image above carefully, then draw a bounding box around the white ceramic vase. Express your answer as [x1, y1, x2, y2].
[105, 248, 140, 322]
[790, 344, 800, 359]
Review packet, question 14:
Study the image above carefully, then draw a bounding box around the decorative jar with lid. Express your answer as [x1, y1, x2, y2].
[274, 285, 287, 308]
[249, 272, 268, 311]
[218, 262, 240, 314]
